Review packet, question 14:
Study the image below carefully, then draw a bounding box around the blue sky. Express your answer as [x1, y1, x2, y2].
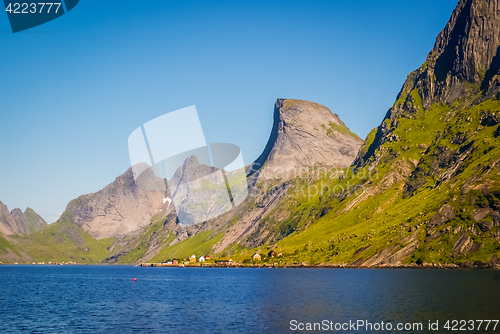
[0, 0, 458, 223]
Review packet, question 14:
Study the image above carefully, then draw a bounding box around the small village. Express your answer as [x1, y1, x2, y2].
[141, 250, 280, 268]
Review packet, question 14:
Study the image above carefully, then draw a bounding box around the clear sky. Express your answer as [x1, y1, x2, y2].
[0, 0, 458, 223]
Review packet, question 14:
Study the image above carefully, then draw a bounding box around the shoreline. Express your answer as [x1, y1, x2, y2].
[139, 261, 500, 270]
[1, 261, 498, 270]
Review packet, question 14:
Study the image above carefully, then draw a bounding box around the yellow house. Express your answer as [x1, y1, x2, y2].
[189, 255, 196, 263]
[251, 253, 261, 261]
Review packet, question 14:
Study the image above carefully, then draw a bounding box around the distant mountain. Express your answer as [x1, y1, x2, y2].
[0, 201, 47, 235]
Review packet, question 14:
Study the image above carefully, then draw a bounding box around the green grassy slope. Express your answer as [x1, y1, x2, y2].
[3, 219, 114, 263]
[112, 213, 175, 264]
[0, 234, 21, 257]
[150, 231, 224, 262]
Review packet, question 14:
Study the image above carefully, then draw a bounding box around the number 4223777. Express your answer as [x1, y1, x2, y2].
[5, 3, 62, 14]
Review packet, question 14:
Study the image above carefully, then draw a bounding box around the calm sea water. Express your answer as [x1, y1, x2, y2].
[0, 266, 499, 333]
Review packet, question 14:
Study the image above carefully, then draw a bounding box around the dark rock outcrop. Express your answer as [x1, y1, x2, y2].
[460, 255, 499, 269]
[453, 232, 482, 255]
[428, 204, 456, 227]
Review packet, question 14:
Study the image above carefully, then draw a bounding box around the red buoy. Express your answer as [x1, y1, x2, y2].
[133, 278, 136, 281]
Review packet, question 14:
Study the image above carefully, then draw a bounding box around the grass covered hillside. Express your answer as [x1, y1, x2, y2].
[257, 96, 500, 267]
[1, 218, 114, 263]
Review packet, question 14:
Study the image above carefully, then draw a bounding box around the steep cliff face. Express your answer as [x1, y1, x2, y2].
[356, 0, 500, 168]
[334, 0, 500, 266]
[0, 201, 47, 235]
[61, 167, 167, 240]
[251, 99, 363, 179]
[431, 0, 500, 100]
[0, 201, 17, 235]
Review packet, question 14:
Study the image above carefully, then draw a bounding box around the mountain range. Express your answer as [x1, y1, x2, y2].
[0, 201, 46, 236]
[1, 0, 499, 268]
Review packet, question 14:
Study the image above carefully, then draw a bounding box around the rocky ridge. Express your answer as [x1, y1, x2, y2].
[0, 201, 47, 235]
[356, 0, 500, 167]
[61, 167, 167, 240]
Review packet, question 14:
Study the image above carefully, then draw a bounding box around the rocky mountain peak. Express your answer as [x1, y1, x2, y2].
[0, 201, 47, 235]
[429, 0, 500, 101]
[250, 98, 363, 179]
[388, 0, 500, 113]
[433, 0, 500, 82]
[169, 155, 218, 188]
[62, 166, 167, 240]
[398, 0, 500, 110]
[355, 0, 500, 167]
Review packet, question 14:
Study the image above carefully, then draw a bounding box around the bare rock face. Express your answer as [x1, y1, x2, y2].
[0, 201, 17, 235]
[0, 201, 47, 235]
[431, 0, 500, 102]
[355, 0, 500, 167]
[168, 155, 231, 227]
[250, 99, 363, 180]
[403, 0, 500, 108]
[61, 167, 167, 240]
[10, 209, 29, 234]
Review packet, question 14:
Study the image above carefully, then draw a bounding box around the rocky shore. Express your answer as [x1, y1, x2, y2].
[141, 257, 500, 270]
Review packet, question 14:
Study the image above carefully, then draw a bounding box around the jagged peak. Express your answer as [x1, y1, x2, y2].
[249, 98, 363, 178]
[354, 0, 500, 168]
[431, 0, 500, 84]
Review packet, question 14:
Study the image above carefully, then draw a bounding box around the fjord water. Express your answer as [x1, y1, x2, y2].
[0, 266, 499, 333]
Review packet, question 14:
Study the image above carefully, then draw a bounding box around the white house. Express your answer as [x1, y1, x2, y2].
[199, 256, 205, 262]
